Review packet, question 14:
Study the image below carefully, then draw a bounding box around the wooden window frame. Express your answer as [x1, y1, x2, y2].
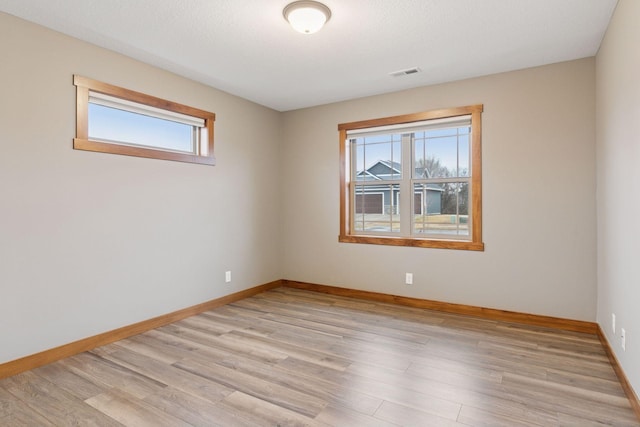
[338, 104, 484, 251]
[74, 75, 215, 165]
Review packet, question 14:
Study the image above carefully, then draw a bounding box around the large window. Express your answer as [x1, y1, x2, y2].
[339, 105, 484, 250]
[74, 75, 215, 165]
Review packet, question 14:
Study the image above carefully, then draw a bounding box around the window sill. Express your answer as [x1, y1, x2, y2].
[339, 234, 484, 251]
[74, 138, 216, 166]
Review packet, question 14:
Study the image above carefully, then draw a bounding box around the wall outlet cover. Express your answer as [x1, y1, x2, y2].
[405, 273, 413, 285]
[612, 313, 616, 334]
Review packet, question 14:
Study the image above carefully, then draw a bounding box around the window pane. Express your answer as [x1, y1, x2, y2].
[414, 136, 426, 178]
[425, 133, 457, 178]
[412, 183, 444, 215]
[353, 134, 402, 181]
[89, 103, 195, 153]
[353, 140, 365, 179]
[458, 132, 470, 177]
[414, 130, 454, 178]
[414, 126, 471, 178]
[353, 183, 400, 233]
[414, 182, 469, 236]
[442, 182, 469, 216]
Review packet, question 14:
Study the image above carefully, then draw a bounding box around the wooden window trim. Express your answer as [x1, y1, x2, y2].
[74, 75, 216, 165]
[338, 104, 484, 251]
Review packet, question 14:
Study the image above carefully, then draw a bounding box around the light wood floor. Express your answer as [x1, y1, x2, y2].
[1, 287, 638, 426]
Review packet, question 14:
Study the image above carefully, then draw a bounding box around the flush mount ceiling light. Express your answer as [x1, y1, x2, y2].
[283, 1, 331, 34]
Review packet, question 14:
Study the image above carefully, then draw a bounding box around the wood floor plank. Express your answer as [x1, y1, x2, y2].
[152, 325, 290, 364]
[173, 315, 234, 336]
[158, 322, 291, 365]
[198, 309, 278, 337]
[457, 404, 543, 427]
[421, 339, 553, 380]
[0, 384, 56, 426]
[477, 339, 618, 380]
[2, 371, 124, 426]
[242, 297, 435, 345]
[546, 367, 628, 397]
[229, 303, 449, 372]
[387, 362, 563, 426]
[556, 411, 639, 427]
[262, 324, 415, 369]
[458, 392, 559, 426]
[219, 329, 352, 370]
[173, 357, 327, 418]
[399, 357, 630, 425]
[105, 338, 184, 365]
[239, 294, 426, 337]
[31, 361, 108, 401]
[142, 386, 250, 427]
[481, 373, 638, 424]
[339, 365, 463, 421]
[314, 404, 398, 427]
[406, 355, 505, 384]
[373, 400, 463, 426]
[348, 362, 561, 427]
[85, 389, 192, 427]
[220, 391, 326, 427]
[58, 352, 166, 399]
[502, 371, 631, 408]
[207, 348, 384, 416]
[95, 346, 233, 404]
[0, 287, 637, 426]
[404, 358, 503, 386]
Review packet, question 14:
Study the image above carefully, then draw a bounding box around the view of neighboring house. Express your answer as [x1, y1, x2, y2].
[355, 160, 443, 215]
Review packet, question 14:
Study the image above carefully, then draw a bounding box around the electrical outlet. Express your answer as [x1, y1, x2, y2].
[621, 328, 626, 351]
[405, 273, 413, 285]
[612, 313, 616, 334]
[225, 271, 231, 283]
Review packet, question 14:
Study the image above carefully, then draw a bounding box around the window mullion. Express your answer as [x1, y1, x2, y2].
[350, 140, 360, 232]
[400, 133, 412, 237]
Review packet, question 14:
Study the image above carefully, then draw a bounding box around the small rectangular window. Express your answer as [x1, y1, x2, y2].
[74, 75, 215, 165]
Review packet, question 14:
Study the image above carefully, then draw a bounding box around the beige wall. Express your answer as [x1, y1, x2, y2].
[596, 0, 640, 397]
[0, 12, 283, 364]
[0, 10, 604, 368]
[282, 58, 597, 321]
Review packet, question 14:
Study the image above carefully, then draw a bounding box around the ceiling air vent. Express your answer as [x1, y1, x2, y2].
[389, 67, 421, 77]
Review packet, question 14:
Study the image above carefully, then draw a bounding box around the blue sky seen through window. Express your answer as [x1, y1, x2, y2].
[88, 103, 195, 153]
[352, 127, 470, 176]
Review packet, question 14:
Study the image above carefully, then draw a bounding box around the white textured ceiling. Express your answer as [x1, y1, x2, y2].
[0, 0, 618, 111]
